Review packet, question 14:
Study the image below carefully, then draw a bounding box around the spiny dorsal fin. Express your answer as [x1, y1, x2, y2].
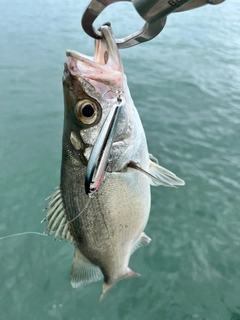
[131, 232, 151, 255]
[71, 248, 103, 289]
[42, 187, 73, 242]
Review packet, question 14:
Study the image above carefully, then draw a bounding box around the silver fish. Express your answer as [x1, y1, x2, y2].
[43, 25, 184, 300]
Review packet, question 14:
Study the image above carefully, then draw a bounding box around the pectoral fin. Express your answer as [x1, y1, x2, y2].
[128, 158, 185, 187]
[71, 248, 103, 288]
[148, 159, 185, 186]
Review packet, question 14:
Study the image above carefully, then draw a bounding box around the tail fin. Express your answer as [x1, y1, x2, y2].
[100, 268, 140, 301]
[100, 282, 115, 301]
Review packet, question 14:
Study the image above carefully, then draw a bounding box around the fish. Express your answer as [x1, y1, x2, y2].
[42, 24, 184, 300]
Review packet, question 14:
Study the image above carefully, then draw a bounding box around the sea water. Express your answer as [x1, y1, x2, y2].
[0, 1, 239, 319]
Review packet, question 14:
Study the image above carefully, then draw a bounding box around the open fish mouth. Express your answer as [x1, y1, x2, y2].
[66, 24, 124, 98]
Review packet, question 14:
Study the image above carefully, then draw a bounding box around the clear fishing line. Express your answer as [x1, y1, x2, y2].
[0, 198, 91, 241]
[62, 198, 91, 226]
[0, 232, 48, 241]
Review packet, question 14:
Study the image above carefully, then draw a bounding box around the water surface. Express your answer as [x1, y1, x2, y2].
[0, 1, 240, 319]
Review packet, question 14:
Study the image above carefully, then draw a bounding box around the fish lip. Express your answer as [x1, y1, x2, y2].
[65, 50, 101, 78]
[66, 50, 98, 68]
[70, 24, 121, 70]
[85, 103, 123, 197]
[66, 49, 88, 61]
[66, 25, 123, 88]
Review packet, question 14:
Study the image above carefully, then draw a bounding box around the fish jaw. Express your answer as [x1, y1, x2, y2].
[66, 51, 123, 95]
[66, 25, 124, 97]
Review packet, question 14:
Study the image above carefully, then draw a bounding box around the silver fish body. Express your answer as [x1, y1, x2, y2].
[43, 25, 184, 299]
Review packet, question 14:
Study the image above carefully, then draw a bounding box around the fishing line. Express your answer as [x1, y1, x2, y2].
[60, 198, 91, 227]
[0, 232, 48, 241]
[0, 197, 91, 241]
[42, 197, 91, 240]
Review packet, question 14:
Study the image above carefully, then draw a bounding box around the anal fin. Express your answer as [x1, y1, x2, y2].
[71, 248, 103, 288]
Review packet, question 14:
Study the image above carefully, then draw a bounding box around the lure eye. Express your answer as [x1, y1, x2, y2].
[74, 99, 100, 125]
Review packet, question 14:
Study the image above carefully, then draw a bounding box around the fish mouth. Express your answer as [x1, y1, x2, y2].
[66, 24, 124, 96]
[85, 102, 123, 197]
[67, 24, 127, 197]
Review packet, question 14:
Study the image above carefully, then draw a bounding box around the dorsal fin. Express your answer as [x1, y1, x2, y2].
[42, 187, 73, 242]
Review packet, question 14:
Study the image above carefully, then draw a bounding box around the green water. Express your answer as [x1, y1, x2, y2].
[1, 1, 240, 319]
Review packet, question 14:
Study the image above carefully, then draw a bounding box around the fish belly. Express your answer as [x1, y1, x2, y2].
[63, 167, 150, 282]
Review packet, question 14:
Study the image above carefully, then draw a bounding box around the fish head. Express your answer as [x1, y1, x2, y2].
[62, 25, 147, 195]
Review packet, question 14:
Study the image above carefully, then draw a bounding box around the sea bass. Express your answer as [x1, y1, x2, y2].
[43, 25, 184, 299]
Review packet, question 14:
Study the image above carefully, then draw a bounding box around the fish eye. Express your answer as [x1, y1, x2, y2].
[82, 104, 95, 118]
[74, 99, 100, 125]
